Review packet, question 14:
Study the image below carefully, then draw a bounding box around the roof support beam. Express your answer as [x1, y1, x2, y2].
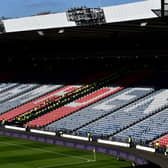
[161, 0, 165, 17]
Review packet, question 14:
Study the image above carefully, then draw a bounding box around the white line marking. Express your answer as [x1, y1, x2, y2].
[38, 160, 95, 168]
[0, 141, 91, 161]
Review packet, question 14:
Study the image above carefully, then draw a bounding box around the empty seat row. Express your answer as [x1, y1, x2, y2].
[0, 83, 38, 103]
[45, 87, 153, 132]
[0, 84, 62, 120]
[153, 135, 168, 147]
[76, 89, 168, 137]
[27, 72, 148, 128]
[0, 71, 116, 122]
[27, 86, 123, 127]
[114, 108, 168, 143]
[0, 83, 19, 93]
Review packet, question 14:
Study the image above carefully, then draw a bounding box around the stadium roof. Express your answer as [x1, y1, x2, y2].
[0, 16, 168, 41]
[1, 0, 160, 33]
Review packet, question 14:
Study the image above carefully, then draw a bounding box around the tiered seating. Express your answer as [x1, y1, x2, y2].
[0, 84, 38, 103]
[31, 85, 81, 105]
[45, 87, 153, 132]
[114, 108, 168, 143]
[76, 89, 168, 137]
[0, 83, 19, 93]
[153, 135, 168, 147]
[0, 71, 118, 123]
[0, 84, 62, 119]
[27, 72, 148, 128]
[0, 85, 82, 121]
[27, 87, 123, 127]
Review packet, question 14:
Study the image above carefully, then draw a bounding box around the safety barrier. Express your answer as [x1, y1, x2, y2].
[98, 139, 130, 148]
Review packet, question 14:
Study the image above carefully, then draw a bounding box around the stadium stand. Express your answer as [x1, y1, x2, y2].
[2, 4, 168, 166]
[0, 71, 115, 124]
[153, 135, 168, 147]
[10, 85, 82, 123]
[76, 89, 168, 137]
[113, 108, 168, 144]
[0, 83, 19, 93]
[27, 87, 122, 127]
[0, 84, 39, 103]
[0, 84, 62, 119]
[45, 87, 154, 132]
[27, 72, 150, 128]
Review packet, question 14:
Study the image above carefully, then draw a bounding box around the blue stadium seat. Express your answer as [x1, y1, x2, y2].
[45, 87, 153, 132]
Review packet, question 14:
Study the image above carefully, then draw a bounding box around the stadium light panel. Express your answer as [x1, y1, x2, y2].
[140, 22, 148, 27]
[37, 31, 44, 36]
[58, 29, 64, 34]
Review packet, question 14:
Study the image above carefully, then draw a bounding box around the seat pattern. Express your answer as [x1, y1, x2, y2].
[0, 84, 62, 120]
[27, 72, 151, 128]
[27, 87, 123, 127]
[153, 135, 168, 147]
[114, 108, 168, 143]
[45, 87, 153, 132]
[0, 84, 38, 103]
[0, 83, 19, 93]
[77, 89, 168, 137]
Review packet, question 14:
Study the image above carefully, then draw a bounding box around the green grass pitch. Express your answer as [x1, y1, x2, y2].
[0, 136, 132, 168]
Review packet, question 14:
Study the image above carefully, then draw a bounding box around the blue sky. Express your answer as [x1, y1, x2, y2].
[0, 0, 144, 18]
